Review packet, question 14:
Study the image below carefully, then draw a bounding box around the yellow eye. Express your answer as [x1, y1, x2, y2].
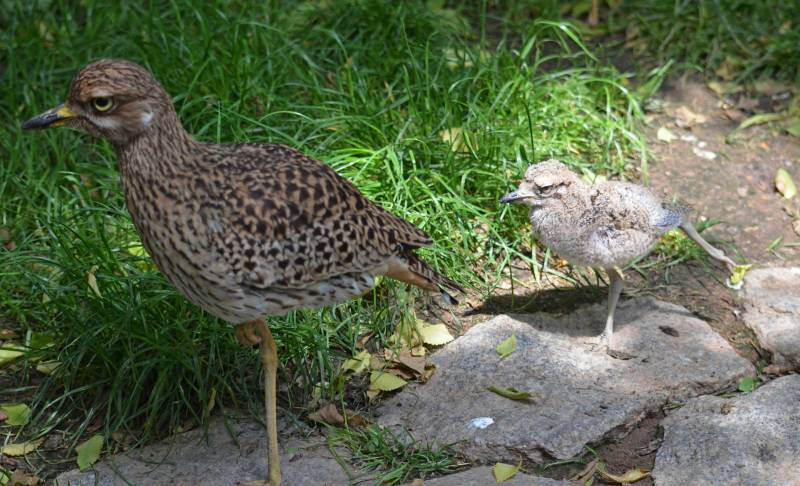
[92, 97, 114, 112]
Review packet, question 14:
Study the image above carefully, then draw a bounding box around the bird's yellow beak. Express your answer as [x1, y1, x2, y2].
[21, 103, 77, 130]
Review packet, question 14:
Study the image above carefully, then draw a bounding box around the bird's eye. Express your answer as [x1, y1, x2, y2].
[92, 97, 114, 112]
[538, 184, 555, 194]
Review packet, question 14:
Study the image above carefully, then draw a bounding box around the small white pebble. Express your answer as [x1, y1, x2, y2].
[469, 417, 494, 429]
[697, 141, 707, 148]
[692, 146, 717, 160]
[681, 134, 698, 143]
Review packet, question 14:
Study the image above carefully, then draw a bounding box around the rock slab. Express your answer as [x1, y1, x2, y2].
[379, 298, 753, 463]
[54, 417, 355, 486]
[743, 267, 800, 367]
[404, 466, 572, 486]
[654, 374, 800, 486]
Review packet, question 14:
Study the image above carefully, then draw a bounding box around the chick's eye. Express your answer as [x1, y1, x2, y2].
[92, 97, 114, 112]
[538, 184, 554, 194]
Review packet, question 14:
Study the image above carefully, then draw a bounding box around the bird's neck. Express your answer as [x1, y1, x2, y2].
[115, 107, 197, 179]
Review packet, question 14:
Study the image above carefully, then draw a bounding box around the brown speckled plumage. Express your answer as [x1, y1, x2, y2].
[23, 59, 461, 486]
[42, 59, 460, 323]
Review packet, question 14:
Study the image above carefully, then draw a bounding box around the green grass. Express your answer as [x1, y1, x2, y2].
[1, 0, 769, 477]
[328, 424, 459, 485]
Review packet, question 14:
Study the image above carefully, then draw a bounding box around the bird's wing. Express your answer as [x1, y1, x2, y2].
[585, 182, 672, 235]
[204, 143, 433, 289]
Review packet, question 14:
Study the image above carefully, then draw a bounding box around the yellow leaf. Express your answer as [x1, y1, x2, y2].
[87, 265, 101, 298]
[600, 467, 650, 484]
[775, 168, 797, 199]
[495, 335, 517, 359]
[1, 438, 43, 456]
[369, 371, 407, 392]
[0, 343, 25, 368]
[656, 126, 677, 143]
[707, 81, 742, 96]
[342, 350, 371, 374]
[76, 434, 104, 471]
[488, 386, 534, 401]
[492, 461, 521, 483]
[439, 127, 471, 153]
[36, 360, 61, 375]
[0, 403, 31, 426]
[729, 264, 753, 285]
[419, 324, 454, 346]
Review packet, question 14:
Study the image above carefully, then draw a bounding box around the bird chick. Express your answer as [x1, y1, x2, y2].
[501, 160, 736, 352]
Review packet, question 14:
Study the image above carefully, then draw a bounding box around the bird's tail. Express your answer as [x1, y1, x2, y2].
[386, 253, 463, 305]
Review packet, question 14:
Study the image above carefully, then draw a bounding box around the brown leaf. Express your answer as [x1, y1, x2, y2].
[7, 470, 41, 485]
[793, 220, 800, 237]
[397, 351, 426, 375]
[570, 459, 598, 483]
[419, 364, 436, 384]
[387, 366, 415, 380]
[356, 333, 373, 349]
[309, 403, 345, 427]
[674, 106, 707, 128]
[0, 409, 7, 422]
[723, 109, 746, 122]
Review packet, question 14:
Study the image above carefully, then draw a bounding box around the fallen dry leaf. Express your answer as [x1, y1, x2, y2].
[495, 334, 517, 359]
[419, 364, 436, 384]
[707, 80, 743, 96]
[6, 470, 41, 486]
[675, 105, 708, 128]
[570, 459, 598, 483]
[792, 220, 800, 237]
[487, 386, 534, 401]
[396, 351, 426, 375]
[76, 434, 104, 471]
[309, 403, 345, 426]
[492, 460, 521, 483]
[775, 168, 797, 199]
[341, 350, 371, 375]
[369, 371, 407, 392]
[87, 265, 101, 298]
[1, 438, 44, 457]
[0, 403, 31, 426]
[656, 126, 677, 143]
[600, 467, 650, 484]
[418, 323, 454, 346]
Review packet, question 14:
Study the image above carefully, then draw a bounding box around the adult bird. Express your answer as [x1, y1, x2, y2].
[501, 160, 736, 353]
[22, 59, 461, 486]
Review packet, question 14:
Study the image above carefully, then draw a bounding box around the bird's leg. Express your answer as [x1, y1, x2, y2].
[679, 222, 736, 270]
[586, 268, 623, 352]
[237, 319, 281, 486]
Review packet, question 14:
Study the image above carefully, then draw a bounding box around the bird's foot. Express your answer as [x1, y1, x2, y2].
[606, 348, 637, 360]
[583, 332, 610, 353]
[234, 321, 263, 347]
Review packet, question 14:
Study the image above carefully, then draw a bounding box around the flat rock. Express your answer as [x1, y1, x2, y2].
[404, 467, 572, 485]
[653, 374, 800, 486]
[743, 267, 800, 367]
[54, 417, 358, 486]
[379, 298, 753, 463]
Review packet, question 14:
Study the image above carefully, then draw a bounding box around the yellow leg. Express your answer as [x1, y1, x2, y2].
[237, 320, 281, 486]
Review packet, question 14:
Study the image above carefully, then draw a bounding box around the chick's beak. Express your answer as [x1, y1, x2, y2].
[500, 189, 532, 204]
[22, 103, 77, 130]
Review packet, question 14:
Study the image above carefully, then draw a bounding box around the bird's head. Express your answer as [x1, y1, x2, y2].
[22, 59, 173, 146]
[500, 159, 580, 207]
